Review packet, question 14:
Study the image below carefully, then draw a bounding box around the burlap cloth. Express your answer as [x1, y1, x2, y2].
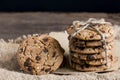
[0, 25, 120, 80]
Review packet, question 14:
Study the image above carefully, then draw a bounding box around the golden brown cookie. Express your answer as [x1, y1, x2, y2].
[70, 56, 118, 72]
[67, 22, 114, 40]
[70, 50, 113, 60]
[17, 34, 64, 75]
[70, 61, 113, 72]
[70, 42, 113, 54]
[70, 55, 114, 66]
[69, 37, 114, 47]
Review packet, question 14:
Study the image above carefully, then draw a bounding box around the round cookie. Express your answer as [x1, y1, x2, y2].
[70, 61, 113, 72]
[70, 50, 113, 60]
[67, 22, 114, 40]
[69, 37, 114, 47]
[17, 34, 64, 75]
[70, 42, 113, 54]
[70, 55, 113, 66]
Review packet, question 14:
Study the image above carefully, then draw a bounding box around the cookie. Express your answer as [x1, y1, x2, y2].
[70, 42, 113, 54]
[70, 55, 113, 66]
[70, 50, 113, 60]
[70, 61, 113, 72]
[17, 34, 64, 75]
[67, 21, 114, 40]
[70, 56, 118, 72]
[69, 37, 114, 47]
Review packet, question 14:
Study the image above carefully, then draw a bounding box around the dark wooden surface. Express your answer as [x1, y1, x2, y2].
[0, 12, 120, 40]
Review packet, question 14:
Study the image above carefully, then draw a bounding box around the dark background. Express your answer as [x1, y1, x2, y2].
[0, 0, 120, 12]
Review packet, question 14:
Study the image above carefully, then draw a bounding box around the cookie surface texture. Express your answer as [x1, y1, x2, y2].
[17, 34, 64, 75]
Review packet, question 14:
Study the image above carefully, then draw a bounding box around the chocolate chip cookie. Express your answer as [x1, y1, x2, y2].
[17, 34, 64, 75]
[70, 42, 113, 54]
[67, 22, 114, 41]
[70, 61, 113, 72]
[70, 50, 113, 60]
[69, 37, 114, 47]
[70, 56, 116, 72]
[71, 55, 114, 66]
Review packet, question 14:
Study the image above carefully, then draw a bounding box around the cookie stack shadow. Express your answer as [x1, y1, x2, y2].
[67, 19, 117, 72]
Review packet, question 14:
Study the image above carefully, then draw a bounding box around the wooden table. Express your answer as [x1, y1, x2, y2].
[0, 12, 119, 40]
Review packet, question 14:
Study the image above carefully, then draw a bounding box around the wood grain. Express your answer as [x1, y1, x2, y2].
[0, 12, 120, 40]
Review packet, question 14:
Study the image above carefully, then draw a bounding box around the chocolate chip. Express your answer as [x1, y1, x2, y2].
[109, 55, 113, 60]
[70, 50, 74, 53]
[45, 68, 51, 72]
[74, 38, 78, 41]
[27, 66, 33, 71]
[101, 30, 105, 33]
[43, 38, 48, 42]
[90, 35, 94, 38]
[19, 48, 23, 52]
[26, 58, 31, 62]
[76, 43, 85, 47]
[52, 51, 56, 57]
[34, 40, 37, 44]
[24, 58, 31, 67]
[87, 55, 95, 60]
[43, 48, 48, 53]
[98, 47, 101, 49]
[85, 64, 90, 68]
[35, 56, 41, 61]
[41, 68, 44, 71]
[80, 60, 85, 65]
[25, 40, 28, 43]
[79, 43, 85, 47]
[79, 47, 85, 50]
[80, 65, 84, 69]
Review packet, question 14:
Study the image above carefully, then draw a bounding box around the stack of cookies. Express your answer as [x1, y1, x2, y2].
[66, 18, 116, 72]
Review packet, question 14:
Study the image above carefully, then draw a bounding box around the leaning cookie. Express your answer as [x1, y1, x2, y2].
[17, 34, 64, 75]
